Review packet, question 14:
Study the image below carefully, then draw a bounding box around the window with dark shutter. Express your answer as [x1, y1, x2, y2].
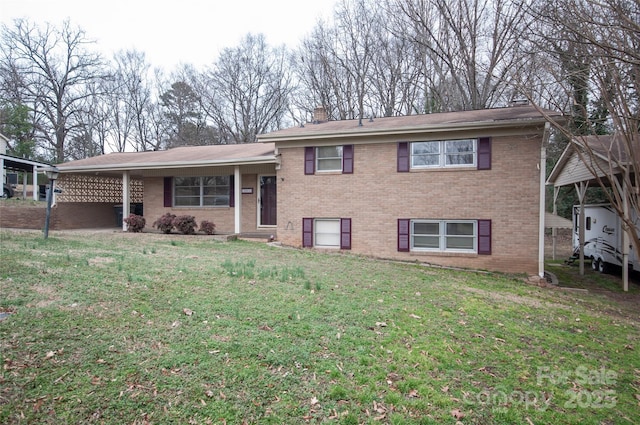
[302, 218, 314, 247]
[477, 137, 491, 170]
[304, 147, 315, 175]
[229, 175, 235, 207]
[340, 218, 352, 249]
[397, 142, 409, 172]
[478, 219, 491, 255]
[398, 218, 410, 251]
[342, 145, 354, 174]
[163, 177, 172, 207]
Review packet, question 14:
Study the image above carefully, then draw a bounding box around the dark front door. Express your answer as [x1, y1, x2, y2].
[260, 176, 277, 226]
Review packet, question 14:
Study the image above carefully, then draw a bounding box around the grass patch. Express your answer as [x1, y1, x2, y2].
[0, 229, 638, 424]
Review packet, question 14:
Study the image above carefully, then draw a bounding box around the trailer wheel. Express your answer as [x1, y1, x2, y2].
[591, 259, 599, 271]
[598, 260, 609, 274]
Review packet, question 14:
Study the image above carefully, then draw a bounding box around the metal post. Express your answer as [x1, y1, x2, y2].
[44, 179, 55, 238]
[43, 167, 59, 239]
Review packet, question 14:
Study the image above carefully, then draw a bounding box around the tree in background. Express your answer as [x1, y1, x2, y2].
[530, 0, 640, 257]
[0, 19, 106, 162]
[0, 102, 36, 159]
[196, 34, 293, 144]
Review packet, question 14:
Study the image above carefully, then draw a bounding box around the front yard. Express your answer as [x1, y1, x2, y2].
[0, 229, 638, 424]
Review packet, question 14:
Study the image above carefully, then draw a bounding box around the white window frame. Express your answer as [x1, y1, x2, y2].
[411, 220, 477, 253]
[411, 139, 477, 169]
[174, 176, 230, 207]
[314, 218, 341, 248]
[316, 146, 343, 172]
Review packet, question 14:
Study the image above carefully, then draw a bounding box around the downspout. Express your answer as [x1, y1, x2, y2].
[538, 122, 550, 278]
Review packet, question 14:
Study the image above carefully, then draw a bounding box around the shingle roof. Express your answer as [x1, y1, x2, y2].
[58, 143, 276, 172]
[258, 105, 563, 142]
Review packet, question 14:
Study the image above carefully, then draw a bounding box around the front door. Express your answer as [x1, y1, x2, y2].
[259, 176, 277, 226]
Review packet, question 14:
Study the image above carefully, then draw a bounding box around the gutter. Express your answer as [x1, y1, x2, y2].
[57, 155, 277, 173]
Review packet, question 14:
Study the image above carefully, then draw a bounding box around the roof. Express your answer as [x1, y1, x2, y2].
[258, 105, 564, 143]
[57, 143, 276, 175]
[547, 134, 639, 187]
[545, 212, 573, 229]
[1, 153, 54, 172]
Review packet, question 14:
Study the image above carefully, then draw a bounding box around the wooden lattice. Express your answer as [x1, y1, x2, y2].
[56, 175, 143, 203]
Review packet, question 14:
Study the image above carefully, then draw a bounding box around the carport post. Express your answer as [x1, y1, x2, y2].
[122, 171, 130, 231]
[234, 166, 241, 234]
[32, 166, 38, 200]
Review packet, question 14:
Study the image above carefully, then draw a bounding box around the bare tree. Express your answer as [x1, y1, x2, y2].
[391, 0, 530, 110]
[197, 34, 293, 143]
[0, 19, 106, 162]
[106, 49, 154, 152]
[531, 0, 640, 262]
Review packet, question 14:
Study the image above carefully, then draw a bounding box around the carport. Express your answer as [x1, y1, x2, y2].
[0, 152, 54, 200]
[547, 134, 638, 291]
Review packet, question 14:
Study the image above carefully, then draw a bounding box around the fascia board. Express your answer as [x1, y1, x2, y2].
[58, 156, 277, 173]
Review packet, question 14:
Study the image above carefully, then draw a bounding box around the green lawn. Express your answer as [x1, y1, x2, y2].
[1, 229, 638, 424]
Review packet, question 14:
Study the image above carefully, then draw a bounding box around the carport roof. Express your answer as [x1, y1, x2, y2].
[547, 134, 638, 187]
[1, 153, 54, 172]
[57, 143, 277, 176]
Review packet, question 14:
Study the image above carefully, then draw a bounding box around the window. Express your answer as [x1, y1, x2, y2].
[412, 139, 476, 168]
[411, 220, 476, 252]
[174, 176, 231, 207]
[397, 138, 491, 172]
[398, 219, 491, 254]
[317, 146, 343, 172]
[302, 218, 351, 249]
[305, 145, 354, 174]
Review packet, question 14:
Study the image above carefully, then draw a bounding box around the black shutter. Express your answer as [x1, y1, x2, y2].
[340, 218, 352, 249]
[304, 147, 315, 175]
[342, 145, 354, 174]
[302, 218, 313, 247]
[478, 219, 491, 255]
[398, 219, 410, 251]
[163, 177, 172, 207]
[229, 175, 235, 207]
[397, 142, 409, 172]
[477, 137, 491, 170]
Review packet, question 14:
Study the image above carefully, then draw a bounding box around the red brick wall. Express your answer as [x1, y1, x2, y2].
[0, 202, 120, 230]
[275, 134, 544, 274]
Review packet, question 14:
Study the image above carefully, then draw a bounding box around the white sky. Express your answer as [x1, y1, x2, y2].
[0, 0, 337, 70]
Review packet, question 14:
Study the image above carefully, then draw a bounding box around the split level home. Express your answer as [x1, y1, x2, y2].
[51, 105, 564, 276]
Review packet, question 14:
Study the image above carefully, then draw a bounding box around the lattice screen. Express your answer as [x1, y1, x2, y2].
[56, 175, 143, 203]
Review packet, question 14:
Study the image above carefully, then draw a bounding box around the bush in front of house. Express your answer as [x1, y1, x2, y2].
[124, 214, 146, 232]
[200, 220, 216, 235]
[153, 213, 176, 234]
[173, 215, 198, 235]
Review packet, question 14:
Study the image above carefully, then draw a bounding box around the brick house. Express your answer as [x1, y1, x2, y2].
[258, 105, 562, 275]
[53, 105, 562, 275]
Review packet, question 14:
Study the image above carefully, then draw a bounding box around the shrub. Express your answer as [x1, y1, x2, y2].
[173, 215, 197, 235]
[153, 213, 176, 234]
[123, 214, 146, 232]
[200, 220, 216, 235]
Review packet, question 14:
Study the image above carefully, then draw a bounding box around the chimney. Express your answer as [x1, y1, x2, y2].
[313, 106, 328, 123]
[509, 99, 530, 107]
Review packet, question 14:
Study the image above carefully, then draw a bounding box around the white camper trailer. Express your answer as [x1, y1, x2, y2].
[572, 204, 640, 273]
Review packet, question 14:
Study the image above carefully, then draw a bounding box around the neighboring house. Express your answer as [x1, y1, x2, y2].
[54, 105, 562, 275]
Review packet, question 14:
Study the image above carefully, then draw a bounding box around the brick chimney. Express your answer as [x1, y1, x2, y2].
[313, 106, 328, 123]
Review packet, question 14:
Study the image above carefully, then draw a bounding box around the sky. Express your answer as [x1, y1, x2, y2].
[0, 0, 338, 70]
